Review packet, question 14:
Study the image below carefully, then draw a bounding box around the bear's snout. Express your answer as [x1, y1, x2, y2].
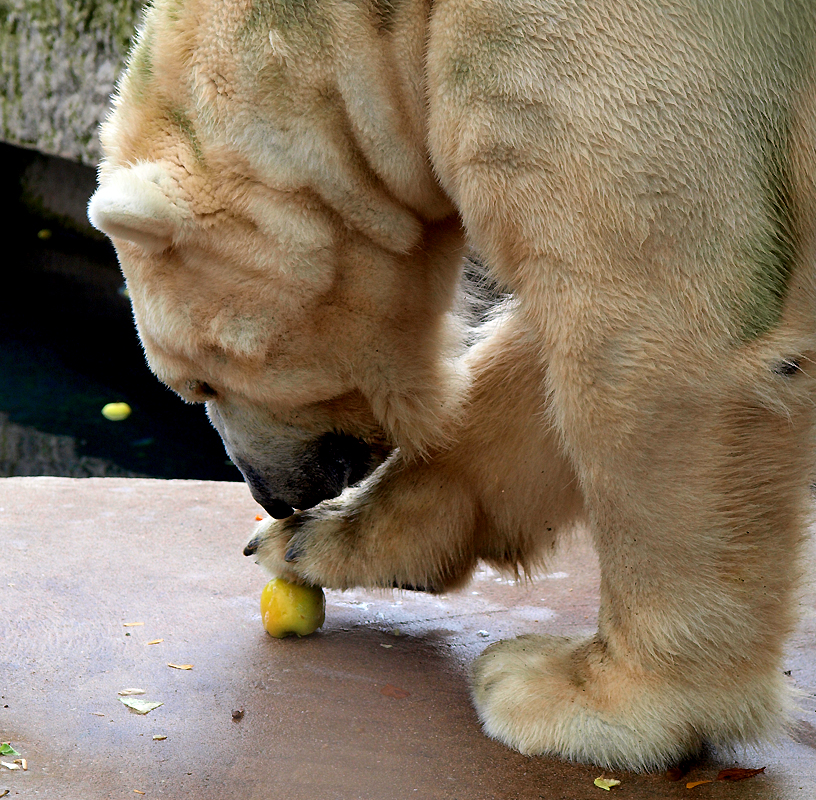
[236, 432, 373, 518]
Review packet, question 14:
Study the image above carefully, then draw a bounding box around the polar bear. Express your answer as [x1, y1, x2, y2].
[88, 0, 816, 771]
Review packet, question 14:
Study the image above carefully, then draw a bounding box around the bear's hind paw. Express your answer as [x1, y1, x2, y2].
[471, 635, 704, 771]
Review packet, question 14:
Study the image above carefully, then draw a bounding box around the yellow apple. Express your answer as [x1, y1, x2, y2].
[101, 402, 132, 421]
[260, 578, 325, 638]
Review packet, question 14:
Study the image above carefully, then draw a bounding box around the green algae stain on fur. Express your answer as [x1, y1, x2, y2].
[445, 10, 529, 90]
[738, 130, 797, 342]
[164, 0, 187, 23]
[169, 107, 204, 163]
[128, 39, 153, 90]
[251, 0, 316, 30]
[370, 0, 401, 32]
[740, 252, 793, 342]
[124, 13, 157, 104]
[243, 0, 326, 46]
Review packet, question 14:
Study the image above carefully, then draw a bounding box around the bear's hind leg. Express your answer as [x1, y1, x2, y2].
[472, 324, 815, 770]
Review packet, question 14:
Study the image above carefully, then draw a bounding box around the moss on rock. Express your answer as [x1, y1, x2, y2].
[0, 0, 147, 165]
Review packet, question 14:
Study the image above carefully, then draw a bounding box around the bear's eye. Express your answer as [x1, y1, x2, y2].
[185, 380, 219, 400]
[772, 358, 800, 377]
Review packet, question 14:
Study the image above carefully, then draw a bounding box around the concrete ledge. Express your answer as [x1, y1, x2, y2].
[0, 1, 146, 166]
[3, 477, 815, 798]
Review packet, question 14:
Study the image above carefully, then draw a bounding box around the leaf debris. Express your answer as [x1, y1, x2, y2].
[594, 776, 621, 791]
[119, 697, 163, 715]
[686, 766, 766, 789]
[167, 663, 193, 670]
[716, 767, 766, 781]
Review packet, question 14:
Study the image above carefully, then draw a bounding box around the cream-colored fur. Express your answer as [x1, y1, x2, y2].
[89, 0, 816, 771]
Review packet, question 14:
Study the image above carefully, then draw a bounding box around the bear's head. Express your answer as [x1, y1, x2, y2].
[88, 0, 469, 517]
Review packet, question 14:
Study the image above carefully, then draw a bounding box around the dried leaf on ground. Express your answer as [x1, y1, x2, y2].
[118, 689, 146, 696]
[686, 780, 713, 789]
[167, 663, 193, 670]
[119, 697, 163, 715]
[594, 776, 621, 790]
[716, 767, 766, 781]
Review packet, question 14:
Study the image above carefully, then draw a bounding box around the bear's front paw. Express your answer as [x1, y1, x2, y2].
[471, 635, 701, 771]
[243, 498, 455, 592]
[243, 511, 333, 586]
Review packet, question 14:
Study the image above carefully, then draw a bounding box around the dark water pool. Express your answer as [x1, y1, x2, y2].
[1, 146, 241, 481]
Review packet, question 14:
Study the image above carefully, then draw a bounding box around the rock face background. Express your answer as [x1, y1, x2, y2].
[0, 0, 145, 165]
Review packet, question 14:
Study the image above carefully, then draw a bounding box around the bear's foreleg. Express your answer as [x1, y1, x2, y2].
[246, 309, 584, 590]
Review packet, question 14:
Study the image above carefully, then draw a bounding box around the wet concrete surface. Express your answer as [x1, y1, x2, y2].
[2, 477, 815, 799]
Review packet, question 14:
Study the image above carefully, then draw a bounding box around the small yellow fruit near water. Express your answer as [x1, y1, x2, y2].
[260, 578, 325, 638]
[102, 402, 132, 421]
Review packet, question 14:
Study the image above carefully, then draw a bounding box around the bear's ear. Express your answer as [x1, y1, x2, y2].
[87, 163, 190, 254]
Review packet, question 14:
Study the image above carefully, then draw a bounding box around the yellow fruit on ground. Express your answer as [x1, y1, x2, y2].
[101, 402, 132, 421]
[260, 578, 325, 638]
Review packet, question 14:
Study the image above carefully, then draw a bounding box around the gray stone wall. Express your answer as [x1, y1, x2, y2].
[0, 0, 146, 166]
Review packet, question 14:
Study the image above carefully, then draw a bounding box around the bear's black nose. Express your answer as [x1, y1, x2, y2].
[237, 433, 373, 521]
[263, 498, 296, 519]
